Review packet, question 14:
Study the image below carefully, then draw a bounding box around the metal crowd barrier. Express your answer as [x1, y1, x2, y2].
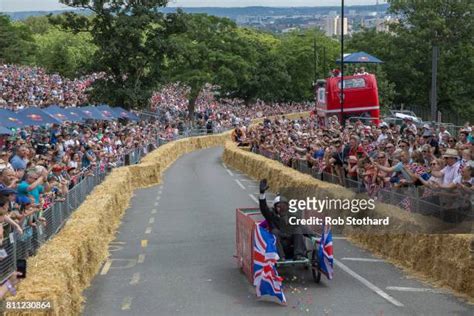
[254, 148, 473, 223]
[0, 164, 107, 284]
[0, 125, 232, 284]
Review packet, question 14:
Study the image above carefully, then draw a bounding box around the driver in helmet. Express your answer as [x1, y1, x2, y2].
[258, 179, 307, 261]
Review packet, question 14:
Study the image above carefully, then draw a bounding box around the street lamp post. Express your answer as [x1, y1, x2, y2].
[313, 36, 318, 84]
[340, 0, 345, 126]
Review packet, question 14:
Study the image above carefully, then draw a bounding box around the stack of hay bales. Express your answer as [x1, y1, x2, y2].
[223, 140, 474, 301]
[3, 111, 311, 315]
[6, 132, 232, 316]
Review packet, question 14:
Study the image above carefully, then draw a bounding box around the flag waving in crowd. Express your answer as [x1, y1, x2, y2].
[253, 222, 287, 305]
[318, 225, 334, 280]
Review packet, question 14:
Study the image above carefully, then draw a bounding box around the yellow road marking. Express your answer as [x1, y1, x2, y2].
[141, 240, 148, 248]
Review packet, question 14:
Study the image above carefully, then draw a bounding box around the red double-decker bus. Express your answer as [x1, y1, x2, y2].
[315, 74, 380, 126]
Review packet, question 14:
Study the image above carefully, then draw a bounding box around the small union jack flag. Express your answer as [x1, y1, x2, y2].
[318, 225, 334, 280]
[399, 197, 412, 212]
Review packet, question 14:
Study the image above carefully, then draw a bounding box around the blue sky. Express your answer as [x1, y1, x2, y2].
[1, 0, 381, 12]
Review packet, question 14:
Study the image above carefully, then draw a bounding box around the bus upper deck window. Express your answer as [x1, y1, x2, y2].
[338, 78, 366, 89]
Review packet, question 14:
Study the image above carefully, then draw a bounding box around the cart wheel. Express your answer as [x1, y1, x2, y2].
[311, 250, 321, 283]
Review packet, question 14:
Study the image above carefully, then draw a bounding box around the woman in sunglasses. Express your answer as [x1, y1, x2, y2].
[447, 137, 457, 149]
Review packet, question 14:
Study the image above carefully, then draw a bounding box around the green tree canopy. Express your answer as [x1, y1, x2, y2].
[34, 28, 97, 78]
[51, 1, 185, 109]
[349, 0, 474, 121]
[0, 14, 36, 64]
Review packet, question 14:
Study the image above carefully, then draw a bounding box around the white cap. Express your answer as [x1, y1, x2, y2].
[273, 195, 288, 205]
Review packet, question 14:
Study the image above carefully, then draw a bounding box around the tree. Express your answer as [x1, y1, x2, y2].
[51, 1, 185, 109]
[349, 1, 474, 121]
[34, 28, 97, 78]
[22, 16, 52, 35]
[276, 29, 340, 102]
[0, 14, 36, 64]
[347, 29, 396, 110]
[164, 14, 260, 114]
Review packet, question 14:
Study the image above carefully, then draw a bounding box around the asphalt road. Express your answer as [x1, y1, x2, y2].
[83, 147, 473, 316]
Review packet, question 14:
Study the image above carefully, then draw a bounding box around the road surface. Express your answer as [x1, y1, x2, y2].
[83, 147, 473, 316]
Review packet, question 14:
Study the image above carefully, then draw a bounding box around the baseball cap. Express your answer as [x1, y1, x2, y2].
[0, 188, 17, 196]
[273, 195, 289, 205]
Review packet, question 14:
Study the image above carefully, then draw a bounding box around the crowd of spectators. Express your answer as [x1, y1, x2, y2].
[0, 71, 313, 276]
[0, 64, 101, 110]
[0, 120, 167, 244]
[240, 114, 473, 216]
[150, 82, 312, 134]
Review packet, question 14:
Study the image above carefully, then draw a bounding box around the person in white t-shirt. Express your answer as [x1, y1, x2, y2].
[431, 149, 460, 189]
[377, 122, 389, 144]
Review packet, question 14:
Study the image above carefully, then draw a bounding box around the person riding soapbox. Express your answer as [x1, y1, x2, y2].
[258, 179, 316, 261]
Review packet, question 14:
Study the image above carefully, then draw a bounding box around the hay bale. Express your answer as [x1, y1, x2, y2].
[223, 140, 474, 301]
[6, 112, 308, 315]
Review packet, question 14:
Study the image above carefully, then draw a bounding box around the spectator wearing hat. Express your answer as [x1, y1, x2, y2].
[422, 129, 439, 149]
[430, 149, 460, 188]
[0, 191, 23, 236]
[0, 151, 12, 171]
[403, 117, 417, 136]
[438, 125, 451, 143]
[377, 122, 390, 144]
[0, 187, 17, 213]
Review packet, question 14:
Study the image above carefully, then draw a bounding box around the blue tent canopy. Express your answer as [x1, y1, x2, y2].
[0, 125, 13, 135]
[62, 108, 87, 122]
[44, 105, 78, 122]
[0, 109, 27, 128]
[336, 51, 383, 64]
[17, 107, 62, 126]
[80, 106, 113, 121]
[96, 104, 121, 120]
[111, 106, 139, 121]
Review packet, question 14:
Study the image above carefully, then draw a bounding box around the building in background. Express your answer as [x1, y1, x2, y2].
[325, 15, 348, 36]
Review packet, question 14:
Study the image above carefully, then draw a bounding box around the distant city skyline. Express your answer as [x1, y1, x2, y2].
[1, 0, 384, 12]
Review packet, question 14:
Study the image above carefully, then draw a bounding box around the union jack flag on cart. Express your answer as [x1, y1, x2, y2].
[253, 223, 286, 304]
[318, 225, 334, 280]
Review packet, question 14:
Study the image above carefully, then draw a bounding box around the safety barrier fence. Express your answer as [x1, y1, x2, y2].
[254, 148, 473, 223]
[0, 164, 106, 284]
[0, 126, 214, 286]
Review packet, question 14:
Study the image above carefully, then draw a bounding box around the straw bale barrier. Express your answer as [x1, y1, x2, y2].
[4, 111, 310, 315]
[223, 141, 474, 301]
[6, 132, 232, 316]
